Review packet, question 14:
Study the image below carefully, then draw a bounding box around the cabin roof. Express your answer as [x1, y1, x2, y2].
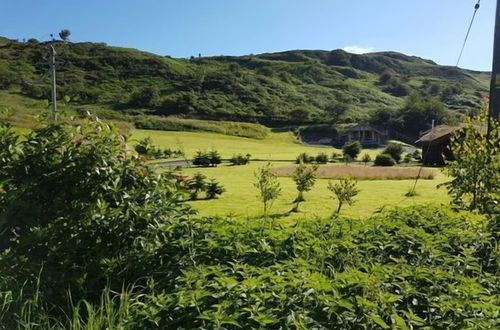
[415, 125, 462, 144]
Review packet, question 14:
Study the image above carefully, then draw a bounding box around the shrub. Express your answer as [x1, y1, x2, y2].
[192, 151, 212, 167]
[230, 153, 251, 166]
[208, 150, 222, 166]
[361, 153, 372, 165]
[315, 153, 329, 164]
[0, 118, 191, 307]
[205, 179, 225, 199]
[374, 153, 396, 166]
[383, 143, 404, 163]
[296, 152, 314, 164]
[134, 137, 183, 159]
[188, 172, 207, 200]
[403, 153, 413, 163]
[342, 141, 361, 160]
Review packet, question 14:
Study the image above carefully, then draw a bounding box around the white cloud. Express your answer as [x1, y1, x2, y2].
[342, 45, 375, 54]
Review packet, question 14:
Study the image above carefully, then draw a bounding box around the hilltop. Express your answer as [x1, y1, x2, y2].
[0, 37, 490, 130]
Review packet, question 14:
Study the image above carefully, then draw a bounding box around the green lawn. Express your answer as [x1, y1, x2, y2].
[133, 129, 449, 220]
[132, 129, 382, 160]
[178, 161, 449, 221]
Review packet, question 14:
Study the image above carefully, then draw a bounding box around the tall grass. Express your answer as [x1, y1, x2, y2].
[273, 164, 435, 180]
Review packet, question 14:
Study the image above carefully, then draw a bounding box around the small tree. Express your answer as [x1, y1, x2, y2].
[441, 110, 499, 213]
[327, 176, 360, 214]
[205, 179, 225, 199]
[193, 151, 211, 167]
[361, 153, 372, 165]
[291, 163, 318, 212]
[209, 150, 222, 167]
[189, 172, 207, 200]
[254, 163, 281, 218]
[383, 143, 404, 163]
[342, 141, 361, 160]
[59, 29, 71, 41]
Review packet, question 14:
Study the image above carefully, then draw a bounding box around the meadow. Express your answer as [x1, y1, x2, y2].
[133, 129, 450, 220]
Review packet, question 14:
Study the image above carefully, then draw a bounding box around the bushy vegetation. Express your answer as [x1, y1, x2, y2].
[134, 136, 183, 159]
[342, 141, 362, 160]
[184, 172, 225, 200]
[230, 153, 251, 165]
[0, 119, 498, 328]
[383, 142, 404, 163]
[192, 150, 222, 167]
[375, 153, 396, 166]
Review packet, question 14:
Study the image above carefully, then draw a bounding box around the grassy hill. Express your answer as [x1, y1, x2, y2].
[0, 37, 489, 132]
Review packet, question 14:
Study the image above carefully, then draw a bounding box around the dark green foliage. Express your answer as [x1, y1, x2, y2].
[342, 141, 362, 160]
[291, 163, 318, 212]
[361, 153, 372, 165]
[315, 152, 329, 164]
[188, 172, 207, 200]
[230, 153, 251, 165]
[383, 143, 404, 163]
[205, 179, 225, 199]
[375, 153, 396, 166]
[128, 86, 161, 108]
[0, 119, 194, 309]
[296, 152, 315, 164]
[134, 137, 183, 159]
[192, 150, 221, 167]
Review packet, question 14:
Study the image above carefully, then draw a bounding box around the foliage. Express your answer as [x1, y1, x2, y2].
[374, 153, 396, 166]
[291, 163, 318, 212]
[230, 153, 251, 165]
[0, 118, 194, 310]
[254, 163, 281, 218]
[441, 110, 499, 213]
[315, 152, 329, 164]
[296, 152, 315, 164]
[58, 29, 71, 41]
[188, 172, 207, 200]
[327, 176, 360, 214]
[192, 150, 221, 167]
[383, 143, 404, 163]
[342, 141, 362, 160]
[134, 137, 183, 159]
[205, 179, 225, 199]
[361, 153, 371, 165]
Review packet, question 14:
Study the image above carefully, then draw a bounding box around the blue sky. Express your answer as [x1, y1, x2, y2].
[1, 0, 496, 71]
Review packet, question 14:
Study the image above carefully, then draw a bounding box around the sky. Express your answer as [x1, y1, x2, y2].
[1, 0, 496, 71]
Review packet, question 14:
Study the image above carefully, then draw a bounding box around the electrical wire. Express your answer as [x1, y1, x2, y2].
[456, 0, 481, 67]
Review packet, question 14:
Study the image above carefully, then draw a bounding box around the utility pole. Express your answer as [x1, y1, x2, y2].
[49, 44, 57, 120]
[488, 0, 500, 135]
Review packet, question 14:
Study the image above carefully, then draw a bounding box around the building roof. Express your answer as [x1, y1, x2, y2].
[415, 125, 461, 144]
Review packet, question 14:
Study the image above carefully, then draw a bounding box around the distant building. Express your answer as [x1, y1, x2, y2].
[415, 125, 461, 166]
[341, 125, 388, 147]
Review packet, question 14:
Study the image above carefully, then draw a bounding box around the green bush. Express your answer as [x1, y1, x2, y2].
[342, 141, 361, 160]
[230, 153, 251, 165]
[383, 143, 404, 163]
[296, 152, 315, 164]
[374, 153, 396, 166]
[315, 153, 329, 164]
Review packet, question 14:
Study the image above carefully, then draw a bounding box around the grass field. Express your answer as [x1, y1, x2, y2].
[133, 129, 450, 220]
[132, 129, 383, 160]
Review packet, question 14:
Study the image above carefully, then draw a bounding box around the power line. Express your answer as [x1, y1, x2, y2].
[456, 0, 481, 67]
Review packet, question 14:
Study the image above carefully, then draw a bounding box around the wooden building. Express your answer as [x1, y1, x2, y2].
[415, 125, 461, 166]
[342, 125, 388, 147]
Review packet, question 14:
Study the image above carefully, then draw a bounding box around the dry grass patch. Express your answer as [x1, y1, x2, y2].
[274, 164, 435, 180]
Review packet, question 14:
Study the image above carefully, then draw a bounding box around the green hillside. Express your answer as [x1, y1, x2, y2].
[0, 37, 489, 133]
